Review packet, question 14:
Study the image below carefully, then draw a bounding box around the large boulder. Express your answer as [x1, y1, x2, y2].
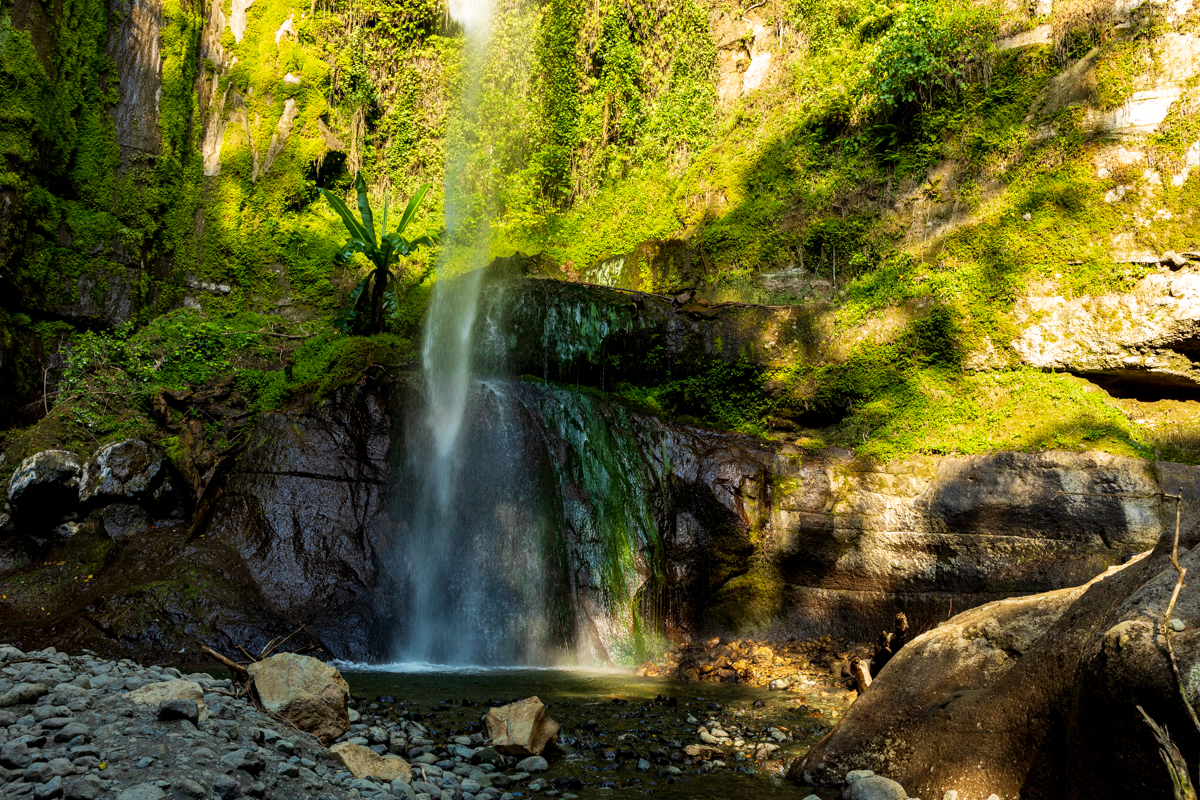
[247, 653, 350, 745]
[126, 680, 209, 722]
[329, 742, 412, 782]
[6, 450, 82, 531]
[79, 440, 175, 508]
[484, 696, 560, 757]
[789, 464, 1200, 800]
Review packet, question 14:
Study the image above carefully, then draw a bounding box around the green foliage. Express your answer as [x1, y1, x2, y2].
[857, 1, 997, 115]
[320, 171, 436, 333]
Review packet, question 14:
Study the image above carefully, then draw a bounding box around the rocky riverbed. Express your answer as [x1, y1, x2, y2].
[0, 643, 862, 800]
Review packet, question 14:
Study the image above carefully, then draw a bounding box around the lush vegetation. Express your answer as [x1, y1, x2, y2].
[2, 0, 1200, 468]
[321, 172, 436, 333]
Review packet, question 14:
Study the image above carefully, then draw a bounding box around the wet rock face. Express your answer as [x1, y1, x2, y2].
[199, 384, 393, 660]
[465, 381, 1174, 656]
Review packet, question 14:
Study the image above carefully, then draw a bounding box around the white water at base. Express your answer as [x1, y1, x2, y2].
[385, 0, 575, 667]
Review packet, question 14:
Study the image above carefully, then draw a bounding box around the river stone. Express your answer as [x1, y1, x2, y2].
[79, 440, 170, 506]
[126, 680, 209, 722]
[330, 742, 413, 782]
[483, 697, 560, 757]
[0, 682, 49, 707]
[246, 652, 350, 745]
[7, 450, 82, 525]
[116, 784, 167, 800]
[516, 756, 548, 773]
[843, 775, 908, 800]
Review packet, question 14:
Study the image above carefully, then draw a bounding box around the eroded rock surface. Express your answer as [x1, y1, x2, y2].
[1013, 267, 1200, 393]
[789, 468, 1200, 798]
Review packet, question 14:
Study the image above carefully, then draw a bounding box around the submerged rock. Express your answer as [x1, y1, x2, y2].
[484, 696, 560, 757]
[248, 652, 350, 744]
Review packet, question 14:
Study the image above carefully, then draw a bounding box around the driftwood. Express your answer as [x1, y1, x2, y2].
[851, 658, 872, 693]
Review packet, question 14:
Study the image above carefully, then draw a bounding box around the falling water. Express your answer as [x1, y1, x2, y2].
[384, 0, 576, 665]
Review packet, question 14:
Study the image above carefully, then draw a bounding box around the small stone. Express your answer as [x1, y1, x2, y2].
[34, 776, 63, 800]
[847, 770, 875, 784]
[278, 762, 300, 777]
[212, 775, 240, 800]
[244, 783, 266, 798]
[986, 796, 999, 800]
[1, 740, 34, 768]
[158, 698, 200, 723]
[174, 778, 207, 798]
[1170, 618, 1186, 632]
[54, 723, 90, 743]
[636, 758, 650, 771]
[116, 784, 168, 800]
[942, 792, 958, 800]
[220, 749, 266, 775]
[135, 756, 154, 769]
[768, 679, 789, 690]
[62, 775, 102, 800]
[516, 756, 548, 773]
[46, 758, 73, 777]
[843, 775, 908, 800]
[1022, 212, 1032, 221]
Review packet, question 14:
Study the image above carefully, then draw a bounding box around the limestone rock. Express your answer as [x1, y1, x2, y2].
[79, 440, 173, 507]
[329, 742, 412, 782]
[126, 680, 209, 722]
[1012, 270, 1200, 392]
[247, 653, 350, 745]
[484, 696, 560, 757]
[8, 450, 82, 526]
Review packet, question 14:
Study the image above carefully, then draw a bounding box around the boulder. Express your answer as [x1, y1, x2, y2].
[484, 696, 560, 757]
[99, 503, 150, 539]
[329, 742, 412, 782]
[126, 680, 209, 722]
[788, 465, 1200, 800]
[7, 450, 82, 527]
[246, 652, 350, 745]
[79, 440, 174, 507]
[843, 775, 908, 800]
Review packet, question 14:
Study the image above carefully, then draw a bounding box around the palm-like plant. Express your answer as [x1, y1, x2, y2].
[320, 171, 436, 334]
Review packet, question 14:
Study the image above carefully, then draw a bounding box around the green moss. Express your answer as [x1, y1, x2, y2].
[706, 564, 785, 635]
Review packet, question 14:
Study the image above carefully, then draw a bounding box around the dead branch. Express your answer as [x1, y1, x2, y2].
[200, 645, 249, 679]
[260, 624, 307, 660]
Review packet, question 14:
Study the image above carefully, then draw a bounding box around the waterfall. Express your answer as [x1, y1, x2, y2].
[383, 0, 576, 666]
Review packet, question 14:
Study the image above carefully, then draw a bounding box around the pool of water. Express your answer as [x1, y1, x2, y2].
[338, 664, 848, 800]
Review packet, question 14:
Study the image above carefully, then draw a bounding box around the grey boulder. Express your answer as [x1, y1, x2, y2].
[79, 439, 173, 507]
[7, 450, 82, 526]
